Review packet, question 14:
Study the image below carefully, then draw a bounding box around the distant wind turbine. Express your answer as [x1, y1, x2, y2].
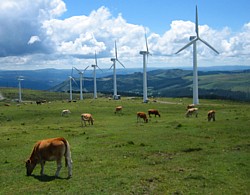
[17, 76, 24, 102]
[110, 41, 125, 100]
[175, 5, 219, 105]
[140, 29, 151, 103]
[92, 52, 102, 99]
[68, 68, 78, 101]
[74, 66, 89, 100]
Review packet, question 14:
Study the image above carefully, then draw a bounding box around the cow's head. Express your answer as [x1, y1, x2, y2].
[25, 159, 36, 176]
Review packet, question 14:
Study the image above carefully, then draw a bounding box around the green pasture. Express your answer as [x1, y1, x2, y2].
[0, 95, 249, 194]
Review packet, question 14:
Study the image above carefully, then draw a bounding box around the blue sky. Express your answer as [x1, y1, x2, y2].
[61, 0, 250, 33]
[0, 0, 249, 70]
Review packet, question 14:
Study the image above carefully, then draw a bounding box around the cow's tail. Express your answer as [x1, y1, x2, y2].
[62, 138, 73, 177]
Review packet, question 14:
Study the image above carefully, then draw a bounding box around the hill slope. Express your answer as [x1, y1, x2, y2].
[50, 69, 250, 101]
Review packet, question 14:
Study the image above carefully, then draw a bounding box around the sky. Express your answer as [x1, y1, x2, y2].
[0, 0, 249, 70]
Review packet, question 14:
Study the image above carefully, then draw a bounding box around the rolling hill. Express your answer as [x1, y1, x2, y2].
[50, 69, 250, 101]
[0, 67, 250, 101]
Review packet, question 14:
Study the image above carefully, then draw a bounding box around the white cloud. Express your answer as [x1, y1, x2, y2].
[28, 36, 41, 45]
[0, 0, 249, 70]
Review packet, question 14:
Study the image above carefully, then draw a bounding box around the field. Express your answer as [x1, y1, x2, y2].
[0, 94, 249, 194]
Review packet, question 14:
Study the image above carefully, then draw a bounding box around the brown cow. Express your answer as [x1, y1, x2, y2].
[137, 112, 148, 123]
[185, 108, 198, 118]
[114, 106, 122, 114]
[208, 110, 216, 121]
[148, 109, 161, 117]
[25, 137, 72, 178]
[81, 113, 94, 126]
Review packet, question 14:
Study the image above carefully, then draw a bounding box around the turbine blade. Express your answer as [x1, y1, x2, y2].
[109, 65, 114, 70]
[196, 5, 199, 37]
[71, 67, 74, 76]
[175, 38, 198, 54]
[144, 28, 149, 53]
[199, 38, 219, 54]
[84, 66, 89, 71]
[95, 51, 98, 66]
[117, 59, 125, 68]
[97, 65, 103, 72]
[115, 41, 118, 60]
[72, 77, 78, 87]
[74, 67, 81, 73]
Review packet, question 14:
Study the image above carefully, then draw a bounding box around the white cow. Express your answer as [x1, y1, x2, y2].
[61, 109, 71, 116]
[185, 108, 198, 118]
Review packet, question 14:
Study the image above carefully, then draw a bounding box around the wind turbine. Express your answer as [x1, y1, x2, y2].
[73, 66, 89, 100]
[91, 51, 101, 99]
[17, 76, 24, 102]
[68, 68, 78, 101]
[110, 41, 125, 100]
[175, 5, 219, 105]
[140, 29, 151, 103]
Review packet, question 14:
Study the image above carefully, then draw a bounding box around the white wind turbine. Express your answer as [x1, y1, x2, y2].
[110, 41, 125, 99]
[17, 76, 24, 102]
[140, 29, 151, 103]
[68, 68, 78, 101]
[175, 5, 219, 105]
[74, 66, 89, 100]
[91, 52, 102, 99]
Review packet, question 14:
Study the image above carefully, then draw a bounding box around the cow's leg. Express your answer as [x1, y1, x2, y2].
[40, 161, 45, 176]
[55, 160, 62, 177]
[66, 158, 73, 178]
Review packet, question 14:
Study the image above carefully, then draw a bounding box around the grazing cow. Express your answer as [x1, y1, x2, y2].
[36, 101, 42, 105]
[61, 109, 71, 116]
[137, 112, 148, 123]
[185, 108, 198, 118]
[25, 137, 72, 178]
[148, 109, 161, 117]
[81, 113, 94, 126]
[186, 104, 195, 110]
[114, 106, 123, 114]
[208, 110, 216, 121]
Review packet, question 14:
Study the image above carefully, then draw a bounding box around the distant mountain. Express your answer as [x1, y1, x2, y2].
[0, 66, 250, 101]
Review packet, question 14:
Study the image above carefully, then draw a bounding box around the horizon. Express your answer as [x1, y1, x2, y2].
[1, 65, 250, 72]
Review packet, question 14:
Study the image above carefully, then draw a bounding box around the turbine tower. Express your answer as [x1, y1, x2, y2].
[92, 52, 101, 99]
[110, 41, 125, 100]
[74, 66, 89, 100]
[140, 29, 151, 103]
[17, 76, 24, 102]
[175, 6, 219, 105]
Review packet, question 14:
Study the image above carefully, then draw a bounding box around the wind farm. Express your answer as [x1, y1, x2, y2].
[0, 2, 249, 194]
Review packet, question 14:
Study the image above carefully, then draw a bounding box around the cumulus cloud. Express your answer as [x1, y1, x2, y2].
[0, 0, 249, 70]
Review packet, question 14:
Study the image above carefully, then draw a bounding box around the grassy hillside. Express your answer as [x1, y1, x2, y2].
[50, 69, 250, 102]
[0, 95, 249, 194]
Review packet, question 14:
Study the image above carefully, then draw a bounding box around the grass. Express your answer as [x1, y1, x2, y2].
[0, 94, 249, 194]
